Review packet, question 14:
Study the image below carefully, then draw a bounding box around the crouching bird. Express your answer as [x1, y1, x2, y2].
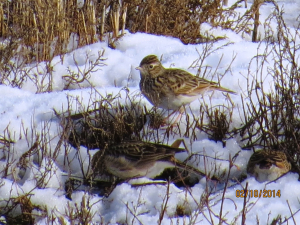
[64, 140, 218, 197]
[247, 150, 291, 182]
[91, 140, 213, 180]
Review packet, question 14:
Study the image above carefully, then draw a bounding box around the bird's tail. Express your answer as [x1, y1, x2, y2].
[174, 160, 220, 181]
[211, 85, 237, 95]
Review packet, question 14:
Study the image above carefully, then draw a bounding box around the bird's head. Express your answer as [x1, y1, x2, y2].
[136, 55, 165, 78]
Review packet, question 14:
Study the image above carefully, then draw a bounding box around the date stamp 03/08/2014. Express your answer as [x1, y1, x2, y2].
[236, 189, 281, 198]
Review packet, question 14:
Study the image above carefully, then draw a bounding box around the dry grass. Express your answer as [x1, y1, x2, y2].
[0, 0, 265, 65]
[1, 0, 300, 224]
[236, 2, 300, 178]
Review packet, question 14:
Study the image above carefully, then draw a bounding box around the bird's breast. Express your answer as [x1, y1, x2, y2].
[105, 155, 174, 179]
[140, 78, 163, 106]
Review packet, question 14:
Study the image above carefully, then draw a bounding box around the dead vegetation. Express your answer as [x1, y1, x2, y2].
[1, 0, 300, 224]
[0, 0, 275, 94]
[236, 3, 300, 177]
[0, 0, 270, 65]
[62, 89, 147, 150]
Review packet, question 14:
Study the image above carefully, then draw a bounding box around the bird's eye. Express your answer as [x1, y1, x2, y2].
[149, 64, 154, 69]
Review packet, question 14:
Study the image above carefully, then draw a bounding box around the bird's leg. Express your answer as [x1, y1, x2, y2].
[161, 110, 177, 126]
[161, 107, 184, 128]
[171, 106, 185, 125]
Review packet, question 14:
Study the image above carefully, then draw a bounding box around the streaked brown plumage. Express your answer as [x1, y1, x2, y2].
[247, 150, 291, 182]
[136, 55, 236, 111]
[91, 140, 207, 180]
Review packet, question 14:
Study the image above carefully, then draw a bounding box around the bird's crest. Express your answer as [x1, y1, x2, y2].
[140, 55, 160, 66]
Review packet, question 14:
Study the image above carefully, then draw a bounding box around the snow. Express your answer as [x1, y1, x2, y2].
[0, 0, 300, 224]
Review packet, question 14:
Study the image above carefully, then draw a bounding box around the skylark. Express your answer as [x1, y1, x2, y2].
[136, 55, 236, 112]
[91, 140, 208, 180]
[247, 150, 291, 182]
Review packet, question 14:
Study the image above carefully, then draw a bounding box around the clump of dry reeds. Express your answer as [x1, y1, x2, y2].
[0, 0, 267, 65]
[64, 95, 147, 150]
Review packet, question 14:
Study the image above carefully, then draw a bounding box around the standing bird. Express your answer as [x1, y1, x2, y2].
[136, 55, 236, 114]
[247, 150, 291, 182]
[91, 140, 209, 180]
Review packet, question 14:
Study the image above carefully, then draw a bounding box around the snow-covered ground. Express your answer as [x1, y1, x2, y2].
[0, 0, 300, 224]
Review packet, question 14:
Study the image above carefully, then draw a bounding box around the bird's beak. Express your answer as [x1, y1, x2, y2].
[136, 66, 142, 71]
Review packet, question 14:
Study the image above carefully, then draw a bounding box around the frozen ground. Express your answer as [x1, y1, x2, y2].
[0, 0, 300, 224]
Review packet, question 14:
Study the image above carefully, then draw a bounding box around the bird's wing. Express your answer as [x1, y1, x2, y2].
[165, 69, 217, 96]
[247, 150, 288, 172]
[109, 141, 186, 164]
[247, 150, 265, 173]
